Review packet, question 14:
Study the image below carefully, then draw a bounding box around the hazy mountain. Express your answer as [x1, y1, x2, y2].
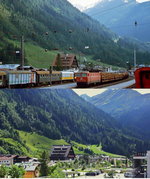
[87, 89, 150, 140]
[80, 94, 91, 101]
[85, 0, 150, 42]
[1, 0, 150, 67]
[0, 89, 150, 155]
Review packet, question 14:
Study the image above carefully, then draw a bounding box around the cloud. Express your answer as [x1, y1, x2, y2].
[67, 0, 101, 11]
[68, 0, 150, 11]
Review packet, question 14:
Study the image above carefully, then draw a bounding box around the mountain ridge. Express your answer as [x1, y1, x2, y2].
[85, 0, 150, 42]
[84, 89, 150, 141]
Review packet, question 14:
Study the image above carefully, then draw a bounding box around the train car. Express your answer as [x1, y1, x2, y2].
[61, 71, 74, 81]
[101, 72, 115, 82]
[6, 71, 36, 87]
[36, 71, 50, 84]
[134, 67, 150, 88]
[0, 71, 6, 87]
[52, 71, 62, 82]
[75, 72, 101, 87]
[36, 71, 62, 85]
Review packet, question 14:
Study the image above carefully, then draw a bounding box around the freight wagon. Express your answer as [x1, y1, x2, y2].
[61, 71, 74, 81]
[134, 67, 150, 88]
[0, 71, 6, 87]
[36, 71, 62, 85]
[6, 71, 36, 87]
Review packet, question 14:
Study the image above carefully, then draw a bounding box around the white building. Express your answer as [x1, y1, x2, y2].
[133, 151, 150, 178]
[147, 151, 150, 178]
[0, 155, 15, 166]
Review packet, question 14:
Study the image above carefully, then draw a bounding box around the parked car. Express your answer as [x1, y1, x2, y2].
[124, 172, 136, 178]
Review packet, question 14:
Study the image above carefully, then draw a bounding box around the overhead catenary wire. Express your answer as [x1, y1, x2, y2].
[84, 1, 150, 30]
[86, 1, 135, 17]
[107, 22, 150, 29]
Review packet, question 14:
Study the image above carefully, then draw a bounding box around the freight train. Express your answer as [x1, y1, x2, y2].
[0, 70, 74, 88]
[75, 71, 129, 87]
[0, 70, 129, 88]
[134, 67, 150, 88]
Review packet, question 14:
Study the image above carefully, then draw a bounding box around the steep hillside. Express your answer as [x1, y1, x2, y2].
[85, 89, 150, 140]
[85, 0, 150, 42]
[0, 89, 150, 156]
[0, 0, 150, 67]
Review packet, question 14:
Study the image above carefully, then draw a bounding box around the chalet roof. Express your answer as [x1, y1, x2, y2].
[52, 54, 78, 68]
[50, 145, 73, 158]
[0, 155, 18, 161]
[17, 156, 31, 159]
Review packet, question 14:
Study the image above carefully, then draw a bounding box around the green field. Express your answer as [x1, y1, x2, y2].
[71, 141, 123, 157]
[19, 131, 68, 157]
[0, 131, 123, 158]
[6, 39, 123, 70]
[7, 39, 58, 68]
[19, 131, 123, 157]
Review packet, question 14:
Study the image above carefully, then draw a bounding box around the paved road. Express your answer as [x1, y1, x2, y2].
[100, 79, 135, 89]
[78, 173, 125, 178]
[40, 82, 76, 89]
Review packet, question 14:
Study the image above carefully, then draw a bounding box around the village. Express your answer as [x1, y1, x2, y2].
[0, 145, 150, 178]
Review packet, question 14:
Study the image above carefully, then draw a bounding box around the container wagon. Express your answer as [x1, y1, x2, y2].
[6, 71, 36, 87]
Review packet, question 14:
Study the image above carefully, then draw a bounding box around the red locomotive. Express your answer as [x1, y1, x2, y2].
[134, 67, 150, 88]
[75, 71, 128, 87]
[75, 72, 101, 87]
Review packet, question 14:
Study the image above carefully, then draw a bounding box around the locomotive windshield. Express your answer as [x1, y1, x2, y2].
[75, 73, 87, 77]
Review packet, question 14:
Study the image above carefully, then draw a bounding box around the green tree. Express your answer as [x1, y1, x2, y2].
[108, 170, 114, 178]
[55, 53, 62, 71]
[9, 165, 25, 178]
[0, 165, 9, 178]
[49, 167, 65, 178]
[40, 151, 49, 177]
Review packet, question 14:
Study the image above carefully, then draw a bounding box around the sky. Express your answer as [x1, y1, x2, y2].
[73, 89, 150, 97]
[68, 0, 150, 11]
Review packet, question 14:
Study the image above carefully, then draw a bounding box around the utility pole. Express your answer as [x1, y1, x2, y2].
[49, 65, 52, 85]
[134, 49, 136, 69]
[134, 21, 137, 70]
[21, 35, 24, 70]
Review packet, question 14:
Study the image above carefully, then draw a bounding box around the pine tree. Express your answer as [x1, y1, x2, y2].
[40, 151, 49, 177]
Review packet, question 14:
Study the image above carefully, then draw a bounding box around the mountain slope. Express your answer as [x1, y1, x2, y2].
[87, 89, 150, 140]
[0, 89, 150, 156]
[0, 0, 150, 67]
[85, 0, 150, 42]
